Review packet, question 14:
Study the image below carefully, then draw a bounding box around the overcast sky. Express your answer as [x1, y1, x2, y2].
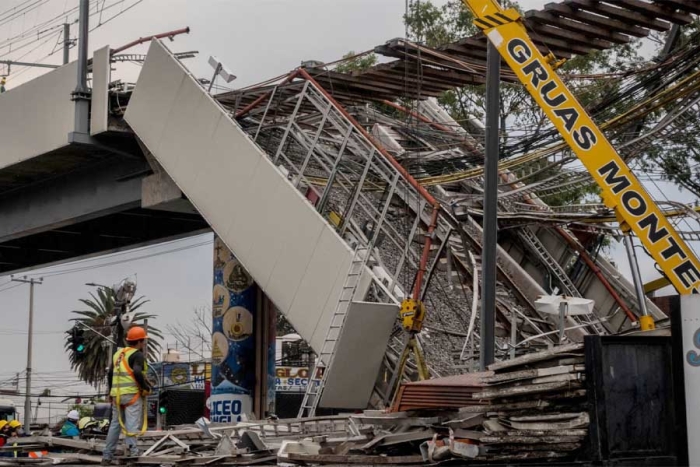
[0, 0, 690, 423]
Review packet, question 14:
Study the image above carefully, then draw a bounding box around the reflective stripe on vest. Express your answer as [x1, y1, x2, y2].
[109, 347, 147, 397]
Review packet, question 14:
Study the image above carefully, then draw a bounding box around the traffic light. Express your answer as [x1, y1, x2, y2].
[158, 391, 169, 416]
[70, 327, 86, 354]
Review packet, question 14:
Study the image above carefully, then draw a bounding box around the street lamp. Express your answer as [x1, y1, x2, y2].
[535, 295, 595, 343]
[207, 55, 236, 93]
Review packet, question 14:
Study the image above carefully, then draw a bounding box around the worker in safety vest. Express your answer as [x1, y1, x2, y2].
[101, 326, 151, 465]
[7, 420, 24, 458]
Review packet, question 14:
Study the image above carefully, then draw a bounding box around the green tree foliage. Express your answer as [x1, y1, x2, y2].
[404, 0, 642, 130]
[334, 52, 378, 74]
[638, 21, 700, 196]
[402, 0, 647, 206]
[65, 286, 162, 388]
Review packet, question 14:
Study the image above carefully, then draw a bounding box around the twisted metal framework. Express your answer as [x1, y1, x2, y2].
[207, 8, 700, 376]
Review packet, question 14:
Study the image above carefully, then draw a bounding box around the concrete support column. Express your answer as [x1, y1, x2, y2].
[210, 236, 275, 422]
[255, 291, 276, 418]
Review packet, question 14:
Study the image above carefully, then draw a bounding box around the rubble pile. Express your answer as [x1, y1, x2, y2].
[462, 342, 588, 462]
[320, 342, 589, 465]
[2, 344, 588, 465]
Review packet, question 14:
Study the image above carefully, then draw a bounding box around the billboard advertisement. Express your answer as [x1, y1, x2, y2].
[275, 367, 323, 393]
[147, 362, 210, 390]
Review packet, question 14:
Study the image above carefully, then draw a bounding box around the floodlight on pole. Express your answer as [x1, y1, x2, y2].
[114, 279, 136, 303]
[535, 295, 595, 343]
[207, 55, 236, 93]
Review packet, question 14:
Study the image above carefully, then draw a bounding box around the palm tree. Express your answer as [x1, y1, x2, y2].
[65, 286, 162, 387]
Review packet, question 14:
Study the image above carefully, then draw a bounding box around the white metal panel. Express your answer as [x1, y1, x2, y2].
[124, 41, 186, 150]
[0, 62, 77, 170]
[157, 80, 223, 189]
[309, 265, 374, 353]
[320, 301, 398, 409]
[194, 117, 260, 245]
[287, 227, 352, 337]
[125, 40, 358, 353]
[90, 46, 110, 135]
[236, 161, 286, 288]
[309, 256, 355, 353]
[173, 102, 223, 189]
[265, 190, 326, 308]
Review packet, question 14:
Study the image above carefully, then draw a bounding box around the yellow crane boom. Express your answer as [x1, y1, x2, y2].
[461, 0, 700, 307]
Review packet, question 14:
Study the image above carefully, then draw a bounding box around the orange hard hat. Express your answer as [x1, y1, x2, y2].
[126, 326, 148, 342]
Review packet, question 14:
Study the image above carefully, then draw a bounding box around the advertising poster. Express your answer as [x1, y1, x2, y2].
[210, 236, 257, 423]
[146, 362, 210, 390]
[275, 367, 323, 393]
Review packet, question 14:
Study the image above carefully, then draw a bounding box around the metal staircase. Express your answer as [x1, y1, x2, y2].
[519, 227, 580, 298]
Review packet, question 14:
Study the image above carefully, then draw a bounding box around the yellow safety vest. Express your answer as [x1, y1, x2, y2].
[110, 347, 147, 401]
[109, 347, 150, 437]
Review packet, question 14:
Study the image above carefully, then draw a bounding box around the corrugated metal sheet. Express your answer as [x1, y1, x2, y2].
[392, 372, 492, 412]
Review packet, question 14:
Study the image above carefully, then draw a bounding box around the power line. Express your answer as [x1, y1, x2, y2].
[0, 234, 211, 284]
[0, 283, 24, 294]
[0, 0, 144, 77]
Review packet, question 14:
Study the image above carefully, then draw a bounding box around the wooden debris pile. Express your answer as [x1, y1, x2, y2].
[467, 342, 588, 463]
[0, 345, 588, 465]
[0, 416, 353, 466]
[288, 343, 589, 465]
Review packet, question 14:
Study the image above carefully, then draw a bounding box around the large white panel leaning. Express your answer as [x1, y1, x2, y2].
[320, 301, 399, 408]
[124, 40, 355, 353]
[91, 46, 111, 135]
[0, 61, 77, 170]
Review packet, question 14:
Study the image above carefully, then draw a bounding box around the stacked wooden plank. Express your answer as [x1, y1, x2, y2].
[469, 343, 588, 462]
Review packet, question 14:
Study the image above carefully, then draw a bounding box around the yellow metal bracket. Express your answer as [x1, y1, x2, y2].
[644, 276, 671, 294]
[399, 298, 426, 333]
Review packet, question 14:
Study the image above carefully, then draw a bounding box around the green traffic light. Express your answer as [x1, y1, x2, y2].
[159, 406, 166, 414]
[76, 344, 85, 352]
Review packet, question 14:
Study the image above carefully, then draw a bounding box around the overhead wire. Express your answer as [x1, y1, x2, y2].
[17, 237, 212, 279]
[0, 0, 145, 78]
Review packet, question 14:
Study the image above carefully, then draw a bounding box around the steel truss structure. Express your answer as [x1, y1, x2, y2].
[200, 0, 700, 406]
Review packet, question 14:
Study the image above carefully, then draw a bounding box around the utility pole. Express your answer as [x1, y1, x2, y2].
[480, 32, 500, 370]
[73, 0, 90, 134]
[63, 23, 71, 65]
[11, 276, 43, 428]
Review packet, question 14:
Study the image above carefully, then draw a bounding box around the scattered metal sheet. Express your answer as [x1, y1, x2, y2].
[487, 343, 584, 372]
[286, 453, 424, 464]
[473, 381, 583, 400]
